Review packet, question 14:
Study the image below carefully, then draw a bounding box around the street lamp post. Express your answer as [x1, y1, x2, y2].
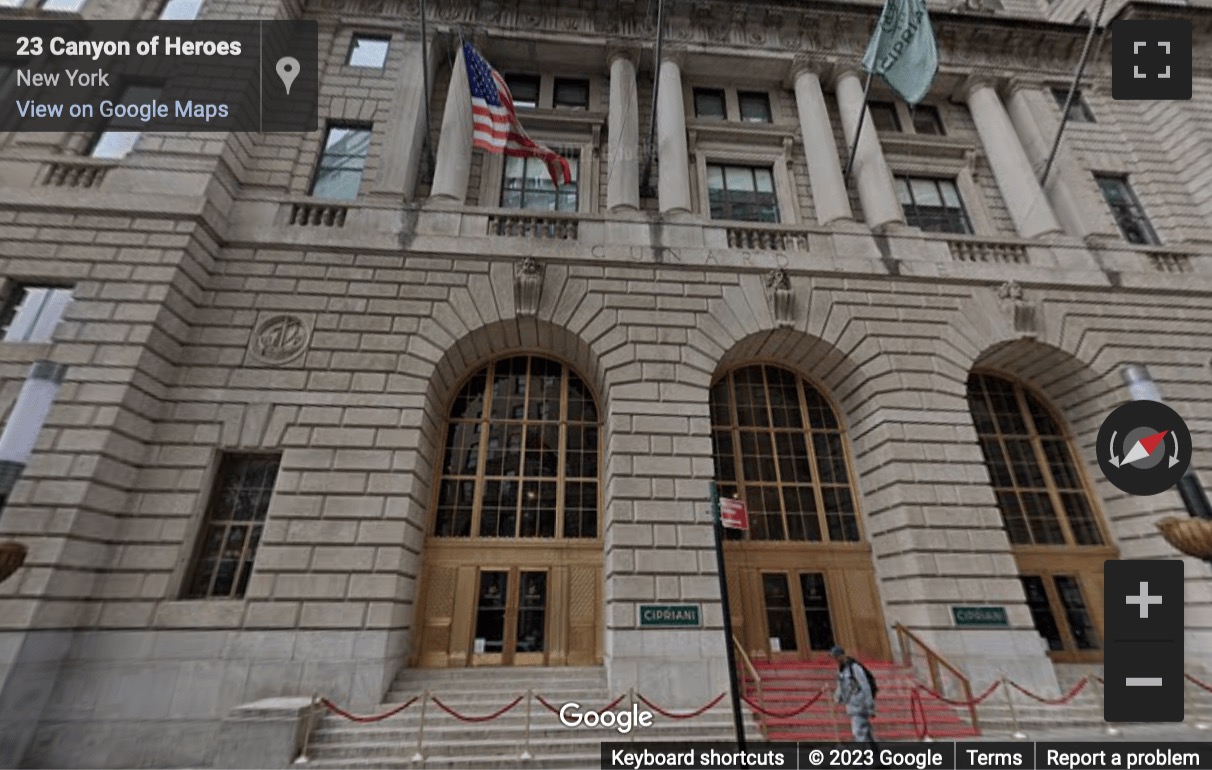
[0, 360, 68, 584]
[1121, 364, 1212, 520]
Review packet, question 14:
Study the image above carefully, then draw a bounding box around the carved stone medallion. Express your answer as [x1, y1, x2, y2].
[250, 314, 311, 364]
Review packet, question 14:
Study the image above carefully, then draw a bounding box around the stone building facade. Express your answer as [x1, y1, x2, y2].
[0, 0, 1211, 766]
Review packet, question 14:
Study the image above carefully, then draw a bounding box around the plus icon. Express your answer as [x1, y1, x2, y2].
[1126, 581, 1163, 619]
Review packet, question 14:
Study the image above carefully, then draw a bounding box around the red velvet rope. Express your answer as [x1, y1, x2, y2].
[535, 695, 561, 715]
[741, 690, 824, 718]
[320, 695, 419, 723]
[636, 692, 727, 719]
[1009, 677, 1087, 705]
[917, 679, 1002, 707]
[430, 694, 524, 722]
[910, 689, 928, 740]
[1186, 674, 1212, 694]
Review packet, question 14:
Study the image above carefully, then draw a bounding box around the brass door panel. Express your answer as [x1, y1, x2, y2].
[416, 541, 602, 667]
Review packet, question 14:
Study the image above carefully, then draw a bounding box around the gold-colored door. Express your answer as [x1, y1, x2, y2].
[728, 543, 891, 662]
[1016, 549, 1109, 663]
[415, 541, 602, 668]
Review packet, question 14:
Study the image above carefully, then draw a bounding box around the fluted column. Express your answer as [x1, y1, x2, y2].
[1005, 84, 1113, 241]
[835, 69, 903, 230]
[607, 48, 640, 211]
[964, 79, 1063, 238]
[429, 43, 472, 205]
[656, 56, 692, 215]
[792, 63, 853, 225]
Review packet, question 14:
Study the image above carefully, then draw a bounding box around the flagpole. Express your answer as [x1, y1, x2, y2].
[639, 0, 665, 197]
[1038, 0, 1108, 186]
[843, 69, 875, 178]
[418, 0, 435, 182]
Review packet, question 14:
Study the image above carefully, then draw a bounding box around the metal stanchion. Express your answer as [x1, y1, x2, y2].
[1001, 675, 1026, 739]
[628, 687, 637, 743]
[411, 689, 429, 763]
[294, 693, 319, 764]
[1089, 676, 1118, 735]
[1189, 675, 1211, 730]
[520, 688, 533, 761]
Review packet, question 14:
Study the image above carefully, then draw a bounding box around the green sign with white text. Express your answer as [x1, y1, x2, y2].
[638, 604, 702, 628]
[951, 606, 1009, 627]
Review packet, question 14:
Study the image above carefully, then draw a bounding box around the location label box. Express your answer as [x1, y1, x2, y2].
[0, 20, 318, 134]
[1103, 559, 1184, 722]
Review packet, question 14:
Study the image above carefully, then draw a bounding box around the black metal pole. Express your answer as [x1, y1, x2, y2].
[711, 484, 747, 750]
[1178, 472, 1212, 520]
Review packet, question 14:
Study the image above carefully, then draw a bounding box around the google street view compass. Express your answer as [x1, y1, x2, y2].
[1097, 400, 1192, 495]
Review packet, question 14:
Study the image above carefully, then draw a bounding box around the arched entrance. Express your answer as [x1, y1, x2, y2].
[414, 354, 603, 667]
[709, 363, 890, 662]
[966, 371, 1117, 663]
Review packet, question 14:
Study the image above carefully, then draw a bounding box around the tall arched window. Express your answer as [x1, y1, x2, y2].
[709, 364, 862, 542]
[966, 372, 1104, 547]
[433, 355, 599, 539]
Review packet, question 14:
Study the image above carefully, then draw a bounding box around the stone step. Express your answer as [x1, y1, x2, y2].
[307, 751, 601, 770]
[313, 719, 747, 745]
[380, 688, 610, 705]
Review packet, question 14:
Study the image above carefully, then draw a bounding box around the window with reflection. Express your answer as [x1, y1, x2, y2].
[967, 372, 1104, 547]
[710, 364, 862, 543]
[706, 164, 779, 223]
[434, 355, 599, 539]
[501, 152, 579, 212]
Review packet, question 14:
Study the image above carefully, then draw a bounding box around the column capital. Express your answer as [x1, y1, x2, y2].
[786, 54, 836, 88]
[957, 74, 1001, 101]
[658, 45, 688, 68]
[831, 64, 866, 92]
[606, 43, 641, 69]
[1006, 76, 1048, 97]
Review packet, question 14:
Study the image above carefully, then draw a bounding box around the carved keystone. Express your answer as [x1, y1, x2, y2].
[515, 257, 544, 317]
[765, 268, 796, 328]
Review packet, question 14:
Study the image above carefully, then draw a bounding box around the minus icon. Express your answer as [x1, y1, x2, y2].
[1126, 677, 1164, 686]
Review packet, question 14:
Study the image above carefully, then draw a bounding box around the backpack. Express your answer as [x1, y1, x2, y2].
[850, 660, 879, 699]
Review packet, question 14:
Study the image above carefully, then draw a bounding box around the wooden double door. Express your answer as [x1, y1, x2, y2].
[727, 542, 890, 661]
[1014, 547, 1111, 663]
[414, 541, 602, 667]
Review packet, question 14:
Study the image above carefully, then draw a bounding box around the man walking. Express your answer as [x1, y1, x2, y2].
[831, 645, 878, 750]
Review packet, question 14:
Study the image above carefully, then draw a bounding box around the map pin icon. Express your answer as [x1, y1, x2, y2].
[276, 56, 300, 95]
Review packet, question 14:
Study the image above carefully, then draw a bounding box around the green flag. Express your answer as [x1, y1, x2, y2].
[862, 0, 939, 105]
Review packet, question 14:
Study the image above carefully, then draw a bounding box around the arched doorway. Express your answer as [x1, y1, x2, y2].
[709, 364, 890, 662]
[966, 371, 1116, 663]
[414, 354, 603, 667]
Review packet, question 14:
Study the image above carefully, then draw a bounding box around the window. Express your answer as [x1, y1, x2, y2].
[0, 284, 73, 343]
[967, 372, 1104, 547]
[1095, 174, 1159, 245]
[693, 88, 727, 120]
[157, 0, 201, 19]
[88, 84, 161, 160]
[501, 151, 579, 212]
[346, 35, 390, 69]
[39, 0, 84, 9]
[867, 102, 901, 133]
[0, 1, 25, 6]
[895, 175, 972, 233]
[911, 105, 945, 135]
[505, 74, 540, 109]
[433, 355, 600, 540]
[710, 365, 862, 543]
[310, 124, 372, 200]
[184, 454, 280, 599]
[706, 164, 779, 223]
[1051, 88, 1095, 123]
[553, 78, 589, 110]
[738, 91, 772, 123]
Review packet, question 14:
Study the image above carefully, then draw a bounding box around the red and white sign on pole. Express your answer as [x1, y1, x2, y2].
[719, 497, 749, 531]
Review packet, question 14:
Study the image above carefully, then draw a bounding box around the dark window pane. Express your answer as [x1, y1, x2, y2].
[311, 125, 372, 200]
[516, 572, 547, 651]
[911, 105, 944, 135]
[1051, 88, 1094, 123]
[800, 573, 836, 650]
[1096, 175, 1159, 245]
[554, 77, 590, 109]
[474, 571, 509, 653]
[739, 91, 772, 123]
[506, 74, 540, 108]
[1021, 576, 1065, 651]
[1055, 576, 1100, 650]
[694, 88, 727, 119]
[500, 152, 580, 212]
[868, 102, 901, 133]
[896, 175, 971, 234]
[705, 163, 780, 222]
[762, 574, 797, 652]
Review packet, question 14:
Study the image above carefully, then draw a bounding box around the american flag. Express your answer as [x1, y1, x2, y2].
[463, 42, 573, 187]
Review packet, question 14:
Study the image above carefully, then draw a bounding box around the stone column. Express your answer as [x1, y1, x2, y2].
[607, 49, 640, 212]
[429, 43, 472, 205]
[656, 56, 692, 215]
[792, 63, 853, 225]
[964, 79, 1063, 238]
[376, 36, 440, 200]
[1004, 84, 1113, 241]
[834, 69, 903, 230]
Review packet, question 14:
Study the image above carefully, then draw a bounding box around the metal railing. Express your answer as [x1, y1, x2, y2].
[894, 622, 979, 731]
[733, 635, 764, 721]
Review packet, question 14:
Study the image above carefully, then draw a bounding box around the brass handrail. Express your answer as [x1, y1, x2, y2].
[732, 635, 764, 716]
[893, 622, 979, 732]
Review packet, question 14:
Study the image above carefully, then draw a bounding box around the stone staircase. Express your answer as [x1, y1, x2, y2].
[305, 666, 759, 770]
[743, 658, 981, 741]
